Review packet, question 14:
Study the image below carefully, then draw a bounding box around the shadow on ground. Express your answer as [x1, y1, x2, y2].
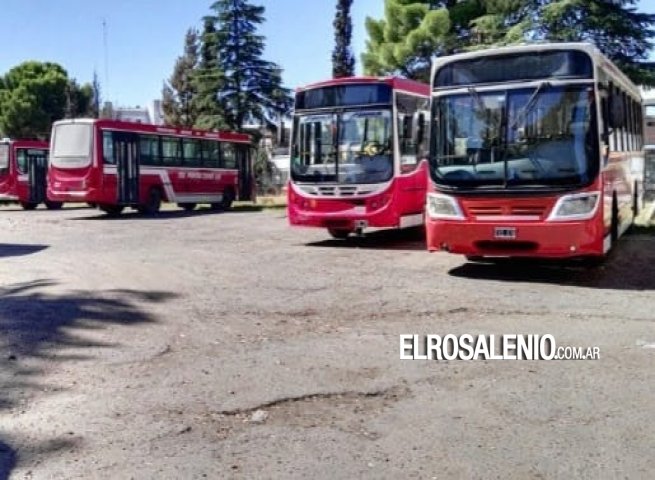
[304, 226, 426, 251]
[0, 244, 48, 258]
[0, 279, 176, 479]
[448, 232, 655, 291]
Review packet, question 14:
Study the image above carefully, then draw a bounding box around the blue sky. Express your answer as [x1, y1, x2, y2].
[0, 0, 651, 108]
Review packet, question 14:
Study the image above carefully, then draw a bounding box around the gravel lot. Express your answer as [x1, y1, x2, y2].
[1, 204, 655, 479]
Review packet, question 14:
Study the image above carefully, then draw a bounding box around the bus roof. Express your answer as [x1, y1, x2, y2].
[52, 118, 252, 144]
[296, 76, 430, 97]
[431, 42, 641, 99]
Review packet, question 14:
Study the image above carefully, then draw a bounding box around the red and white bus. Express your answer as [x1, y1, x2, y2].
[47, 119, 254, 215]
[287, 76, 430, 239]
[0, 139, 61, 210]
[426, 43, 644, 260]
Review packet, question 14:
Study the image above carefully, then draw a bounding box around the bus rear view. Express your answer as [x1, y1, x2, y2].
[426, 43, 643, 260]
[287, 77, 430, 239]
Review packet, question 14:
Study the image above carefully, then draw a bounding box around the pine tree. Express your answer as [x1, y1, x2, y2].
[209, 0, 292, 131]
[162, 28, 199, 127]
[193, 16, 228, 130]
[332, 0, 356, 78]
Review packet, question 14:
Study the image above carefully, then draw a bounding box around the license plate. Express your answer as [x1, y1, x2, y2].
[494, 227, 516, 240]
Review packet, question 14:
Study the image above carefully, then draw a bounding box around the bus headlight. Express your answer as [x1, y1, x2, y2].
[547, 192, 600, 221]
[426, 193, 465, 220]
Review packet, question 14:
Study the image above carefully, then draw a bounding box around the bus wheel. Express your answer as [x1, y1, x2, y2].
[139, 188, 162, 215]
[328, 228, 351, 239]
[99, 204, 124, 216]
[465, 255, 485, 262]
[20, 202, 37, 211]
[178, 203, 196, 211]
[610, 192, 619, 246]
[45, 201, 63, 210]
[211, 190, 234, 211]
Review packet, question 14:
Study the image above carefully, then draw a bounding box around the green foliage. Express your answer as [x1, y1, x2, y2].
[363, 0, 655, 85]
[209, 0, 293, 130]
[0, 61, 91, 139]
[193, 16, 228, 130]
[362, 1, 451, 82]
[332, 0, 356, 78]
[162, 28, 200, 127]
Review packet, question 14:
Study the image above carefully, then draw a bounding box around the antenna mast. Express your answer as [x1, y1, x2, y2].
[103, 19, 110, 104]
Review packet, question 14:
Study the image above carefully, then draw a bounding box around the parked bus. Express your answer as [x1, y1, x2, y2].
[287, 76, 431, 239]
[426, 43, 644, 261]
[645, 98, 655, 202]
[0, 139, 61, 210]
[47, 119, 254, 215]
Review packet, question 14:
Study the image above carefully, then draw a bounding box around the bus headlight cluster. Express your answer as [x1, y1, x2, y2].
[426, 193, 465, 220]
[547, 192, 600, 221]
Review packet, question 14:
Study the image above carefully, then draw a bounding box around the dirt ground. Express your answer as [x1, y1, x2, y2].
[1, 203, 654, 479]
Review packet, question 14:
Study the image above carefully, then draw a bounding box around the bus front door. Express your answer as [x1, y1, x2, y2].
[237, 145, 254, 201]
[114, 133, 140, 205]
[27, 150, 48, 204]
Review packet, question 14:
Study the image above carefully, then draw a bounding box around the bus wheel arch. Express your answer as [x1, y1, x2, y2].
[20, 202, 37, 211]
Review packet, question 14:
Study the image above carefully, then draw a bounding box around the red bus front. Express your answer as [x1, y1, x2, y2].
[426, 45, 640, 260]
[287, 77, 430, 238]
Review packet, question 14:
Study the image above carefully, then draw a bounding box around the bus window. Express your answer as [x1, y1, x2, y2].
[103, 131, 116, 165]
[182, 139, 202, 167]
[161, 137, 181, 166]
[140, 135, 160, 165]
[16, 149, 27, 174]
[201, 140, 220, 168]
[223, 143, 237, 169]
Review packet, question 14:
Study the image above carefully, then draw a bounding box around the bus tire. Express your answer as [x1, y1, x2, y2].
[465, 255, 485, 262]
[178, 203, 196, 211]
[99, 204, 124, 216]
[139, 188, 162, 215]
[20, 202, 37, 211]
[328, 228, 351, 239]
[610, 192, 619, 246]
[45, 201, 63, 210]
[211, 189, 234, 211]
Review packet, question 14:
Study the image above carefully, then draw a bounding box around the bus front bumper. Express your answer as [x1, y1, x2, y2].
[425, 219, 605, 258]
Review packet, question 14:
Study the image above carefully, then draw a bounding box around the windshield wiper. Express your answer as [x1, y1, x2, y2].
[509, 81, 550, 131]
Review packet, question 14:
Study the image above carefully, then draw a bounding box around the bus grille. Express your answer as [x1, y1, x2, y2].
[466, 204, 547, 219]
[298, 185, 376, 197]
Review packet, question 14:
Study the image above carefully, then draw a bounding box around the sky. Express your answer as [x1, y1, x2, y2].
[0, 0, 652, 108]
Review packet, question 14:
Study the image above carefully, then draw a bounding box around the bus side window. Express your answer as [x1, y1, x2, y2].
[103, 131, 115, 165]
[223, 143, 236, 169]
[140, 135, 160, 165]
[201, 140, 220, 168]
[161, 136, 181, 166]
[396, 93, 426, 173]
[182, 139, 202, 167]
[16, 149, 27, 174]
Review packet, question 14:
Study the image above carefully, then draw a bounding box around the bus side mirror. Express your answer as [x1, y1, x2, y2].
[416, 113, 426, 144]
[609, 92, 626, 129]
[402, 116, 412, 140]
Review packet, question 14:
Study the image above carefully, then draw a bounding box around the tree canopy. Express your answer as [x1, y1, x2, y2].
[363, 0, 655, 85]
[162, 28, 200, 127]
[0, 61, 93, 139]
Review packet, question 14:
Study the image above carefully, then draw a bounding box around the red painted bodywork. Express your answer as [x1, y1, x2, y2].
[425, 154, 636, 258]
[0, 140, 49, 204]
[47, 119, 251, 206]
[288, 161, 428, 230]
[289, 77, 430, 233]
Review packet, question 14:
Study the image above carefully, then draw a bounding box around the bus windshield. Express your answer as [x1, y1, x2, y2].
[51, 123, 93, 169]
[430, 85, 598, 188]
[0, 144, 8, 173]
[291, 109, 393, 184]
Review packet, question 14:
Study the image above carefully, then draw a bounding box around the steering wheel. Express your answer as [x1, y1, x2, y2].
[362, 141, 383, 157]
